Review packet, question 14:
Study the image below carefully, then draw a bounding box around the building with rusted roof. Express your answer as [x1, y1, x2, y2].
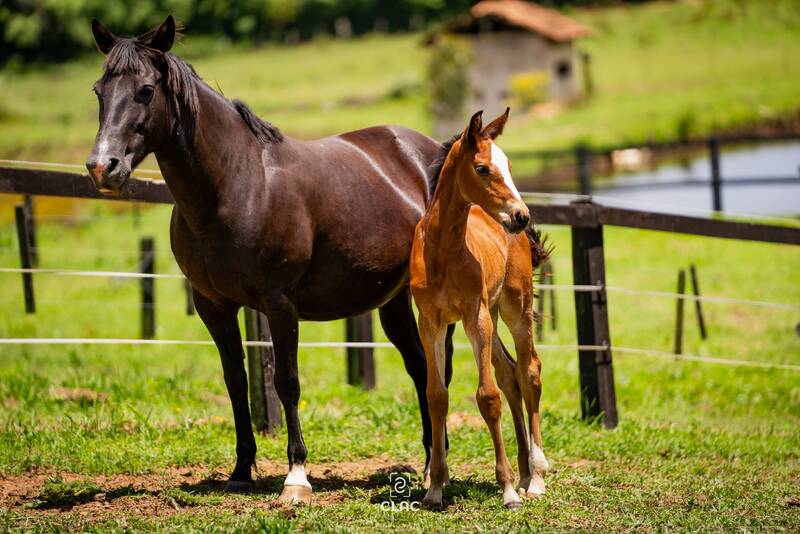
[432, 0, 591, 129]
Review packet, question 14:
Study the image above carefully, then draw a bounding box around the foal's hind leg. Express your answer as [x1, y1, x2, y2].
[419, 317, 449, 508]
[465, 307, 522, 510]
[490, 329, 533, 493]
[193, 291, 256, 493]
[500, 283, 548, 497]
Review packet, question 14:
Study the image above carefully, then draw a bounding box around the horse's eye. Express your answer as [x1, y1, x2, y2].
[475, 165, 490, 176]
[135, 85, 154, 104]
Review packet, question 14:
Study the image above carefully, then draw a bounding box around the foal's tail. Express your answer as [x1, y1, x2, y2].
[525, 226, 552, 271]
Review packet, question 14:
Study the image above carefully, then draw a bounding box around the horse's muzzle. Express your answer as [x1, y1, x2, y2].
[86, 157, 130, 195]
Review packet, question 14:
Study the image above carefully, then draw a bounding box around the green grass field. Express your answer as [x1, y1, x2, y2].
[1, 0, 800, 530]
[0, 201, 798, 532]
[1, 0, 799, 165]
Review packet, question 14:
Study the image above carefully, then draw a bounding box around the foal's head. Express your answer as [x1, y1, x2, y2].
[449, 109, 530, 234]
[85, 16, 190, 195]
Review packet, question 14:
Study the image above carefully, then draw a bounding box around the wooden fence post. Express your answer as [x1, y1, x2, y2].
[345, 313, 376, 390]
[184, 279, 195, 316]
[546, 261, 557, 331]
[244, 308, 282, 435]
[709, 138, 723, 212]
[14, 204, 35, 313]
[689, 264, 707, 339]
[674, 269, 686, 355]
[23, 195, 37, 266]
[577, 145, 592, 195]
[536, 265, 546, 342]
[571, 217, 618, 429]
[140, 237, 155, 339]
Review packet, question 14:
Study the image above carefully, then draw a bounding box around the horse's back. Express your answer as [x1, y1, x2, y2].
[286, 126, 443, 318]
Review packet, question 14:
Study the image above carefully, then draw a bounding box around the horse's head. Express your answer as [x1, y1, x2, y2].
[85, 16, 179, 195]
[452, 108, 530, 234]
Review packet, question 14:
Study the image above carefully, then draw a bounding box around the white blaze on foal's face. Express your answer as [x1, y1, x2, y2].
[490, 142, 522, 201]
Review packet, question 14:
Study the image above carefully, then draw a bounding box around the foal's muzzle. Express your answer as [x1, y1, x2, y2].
[502, 209, 530, 234]
[86, 155, 130, 195]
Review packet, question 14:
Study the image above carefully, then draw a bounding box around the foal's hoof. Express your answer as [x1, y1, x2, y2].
[279, 484, 312, 505]
[224, 480, 254, 493]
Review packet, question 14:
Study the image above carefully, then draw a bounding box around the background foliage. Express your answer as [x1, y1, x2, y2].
[1, 0, 653, 65]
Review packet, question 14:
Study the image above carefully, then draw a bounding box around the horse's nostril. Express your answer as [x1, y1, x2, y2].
[107, 158, 119, 174]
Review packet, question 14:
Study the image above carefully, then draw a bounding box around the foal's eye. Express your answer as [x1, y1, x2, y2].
[475, 165, 490, 176]
[135, 85, 155, 104]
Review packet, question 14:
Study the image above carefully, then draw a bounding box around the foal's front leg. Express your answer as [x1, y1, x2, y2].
[265, 291, 312, 504]
[419, 317, 449, 508]
[466, 307, 522, 510]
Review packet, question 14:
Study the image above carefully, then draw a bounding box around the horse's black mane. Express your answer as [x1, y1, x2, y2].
[103, 36, 281, 145]
[427, 134, 459, 197]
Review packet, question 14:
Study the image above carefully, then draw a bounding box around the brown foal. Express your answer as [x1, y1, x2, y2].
[410, 109, 548, 509]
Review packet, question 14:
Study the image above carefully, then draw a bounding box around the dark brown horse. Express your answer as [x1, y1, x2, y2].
[85, 15, 454, 503]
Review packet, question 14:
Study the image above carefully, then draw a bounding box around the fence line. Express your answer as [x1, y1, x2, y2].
[0, 159, 163, 178]
[613, 346, 800, 372]
[0, 337, 796, 372]
[2, 267, 796, 311]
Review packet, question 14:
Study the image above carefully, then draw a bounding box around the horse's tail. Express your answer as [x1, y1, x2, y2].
[525, 226, 552, 271]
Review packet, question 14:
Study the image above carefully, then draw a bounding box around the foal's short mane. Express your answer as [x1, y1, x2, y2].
[426, 134, 459, 197]
[103, 36, 281, 145]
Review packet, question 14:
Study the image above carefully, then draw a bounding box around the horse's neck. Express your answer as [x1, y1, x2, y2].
[155, 82, 262, 234]
[423, 165, 471, 259]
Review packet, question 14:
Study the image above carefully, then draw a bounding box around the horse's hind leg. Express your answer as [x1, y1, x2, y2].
[465, 307, 522, 510]
[379, 289, 454, 485]
[193, 291, 256, 493]
[490, 325, 532, 494]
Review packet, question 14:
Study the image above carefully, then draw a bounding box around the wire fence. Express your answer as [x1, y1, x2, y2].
[0, 337, 796, 372]
[2, 267, 797, 311]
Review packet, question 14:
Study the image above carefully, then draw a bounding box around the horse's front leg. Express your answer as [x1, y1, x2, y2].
[265, 290, 311, 504]
[192, 291, 256, 492]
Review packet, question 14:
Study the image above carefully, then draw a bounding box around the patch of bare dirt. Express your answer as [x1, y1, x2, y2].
[0, 456, 427, 521]
[48, 386, 108, 404]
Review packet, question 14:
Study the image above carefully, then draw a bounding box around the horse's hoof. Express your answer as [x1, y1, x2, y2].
[279, 484, 312, 505]
[224, 480, 254, 493]
[422, 487, 443, 509]
[505, 499, 523, 510]
[524, 474, 546, 497]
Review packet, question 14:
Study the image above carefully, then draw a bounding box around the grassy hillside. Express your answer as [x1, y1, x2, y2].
[0, 202, 798, 531]
[1, 0, 799, 166]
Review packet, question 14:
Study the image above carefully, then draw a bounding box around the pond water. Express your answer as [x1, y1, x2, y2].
[594, 141, 800, 217]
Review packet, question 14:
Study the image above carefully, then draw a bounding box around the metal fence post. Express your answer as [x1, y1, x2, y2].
[709, 138, 722, 212]
[345, 312, 375, 390]
[674, 269, 686, 355]
[244, 308, 282, 435]
[689, 264, 707, 339]
[571, 214, 618, 429]
[14, 204, 35, 313]
[140, 237, 155, 339]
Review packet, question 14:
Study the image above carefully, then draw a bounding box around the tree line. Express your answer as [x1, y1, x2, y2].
[0, 0, 636, 65]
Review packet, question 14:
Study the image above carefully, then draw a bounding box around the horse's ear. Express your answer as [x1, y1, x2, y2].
[482, 107, 510, 140]
[145, 15, 176, 53]
[91, 18, 117, 55]
[461, 110, 483, 150]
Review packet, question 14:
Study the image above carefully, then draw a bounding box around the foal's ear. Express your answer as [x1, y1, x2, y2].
[144, 15, 177, 53]
[461, 110, 483, 150]
[91, 18, 117, 55]
[482, 107, 510, 140]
